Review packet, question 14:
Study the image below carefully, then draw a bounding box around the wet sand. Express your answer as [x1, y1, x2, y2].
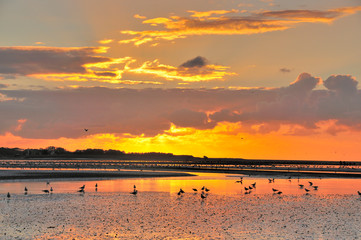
[1, 192, 360, 239]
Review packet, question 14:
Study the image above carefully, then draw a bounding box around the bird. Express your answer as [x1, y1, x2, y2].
[249, 186, 253, 190]
[277, 191, 282, 195]
[192, 188, 197, 192]
[79, 185, 85, 190]
[50, 187, 53, 192]
[298, 184, 304, 188]
[77, 189, 85, 193]
[357, 191, 361, 196]
[133, 185, 136, 189]
[46, 181, 50, 185]
[95, 183, 98, 188]
[42, 190, 50, 194]
[268, 179, 273, 183]
[205, 188, 210, 192]
[272, 188, 278, 192]
[201, 186, 205, 191]
[131, 189, 138, 195]
[180, 188, 185, 193]
[7, 192, 10, 198]
[312, 186, 318, 190]
[304, 188, 310, 192]
[84, 129, 88, 132]
[308, 181, 313, 186]
[201, 193, 206, 199]
[251, 182, 256, 188]
[244, 187, 249, 191]
[24, 187, 28, 192]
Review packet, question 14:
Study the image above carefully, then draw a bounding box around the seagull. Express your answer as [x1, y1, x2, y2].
[298, 184, 304, 188]
[205, 188, 210, 192]
[272, 188, 278, 192]
[131, 189, 138, 195]
[201, 186, 205, 191]
[249, 186, 253, 190]
[244, 187, 249, 191]
[308, 181, 313, 186]
[7, 192, 10, 198]
[79, 185, 85, 190]
[277, 191, 282, 195]
[84, 129, 88, 132]
[77, 189, 85, 193]
[42, 190, 50, 194]
[304, 188, 310, 192]
[251, 182, 256, 188]
[201, 193, 206, 199]
[192, 188, 197, 192]
[357, 191, 361, 196]
[180, 188, 185, 193]
[312, 186, 318, 190]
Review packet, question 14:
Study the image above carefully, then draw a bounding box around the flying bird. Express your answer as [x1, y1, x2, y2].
[192, 188, 197, 192]
[180, 188, 185, 193]
[84, 129, 88, 132]
[272, 188, 278, 192]
[308, 181, 313, 186]
[357, 191, 361, 196]
[201, 193, 206, 199]
[304, 188, 310, 192]
[312, 186, 318, 190]
[298, 184, 304, 188]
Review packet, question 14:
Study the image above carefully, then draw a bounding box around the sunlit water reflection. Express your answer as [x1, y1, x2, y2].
[0, 172, 361, 239]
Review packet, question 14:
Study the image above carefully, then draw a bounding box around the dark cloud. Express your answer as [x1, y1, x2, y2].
[1, 73, 361, 138]
[324, 75, 358, 95]
[180, 56, 208, 68]
[280, 68, 291, 73]
[0, 46, 111, 75]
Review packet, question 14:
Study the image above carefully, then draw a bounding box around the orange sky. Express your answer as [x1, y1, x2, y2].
[0, 0, 361, 160]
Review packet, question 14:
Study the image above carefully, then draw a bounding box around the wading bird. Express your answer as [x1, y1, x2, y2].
[131, 189, 138, 195]
[42, 190, 50, 194]
[7, 192, 10, 198]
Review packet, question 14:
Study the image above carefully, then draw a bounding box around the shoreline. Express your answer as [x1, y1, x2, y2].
[0, 169, 194, 180]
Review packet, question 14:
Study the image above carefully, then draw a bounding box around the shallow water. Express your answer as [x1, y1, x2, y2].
[0, 172, 361, 239]
[0, 172, 360, 195]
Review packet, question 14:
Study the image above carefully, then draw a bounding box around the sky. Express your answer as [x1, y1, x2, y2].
[1, 0, 361, 160]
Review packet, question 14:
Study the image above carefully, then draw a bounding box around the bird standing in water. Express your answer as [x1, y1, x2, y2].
[7, 192, 10, 198]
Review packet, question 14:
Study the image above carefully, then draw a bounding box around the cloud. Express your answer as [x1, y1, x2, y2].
[180, 56, 208, 68]
[324, 74, 358, 95]
[126, 57, 235, 82]
[120, 6, 361, 45]
[0, 46, 111, 75]
[280, 67, 291, 73]
[0, 46, 233, 84]
[1, 72, 361, 139]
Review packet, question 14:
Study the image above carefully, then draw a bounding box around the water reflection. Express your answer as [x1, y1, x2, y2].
[0, 172, 360, 195]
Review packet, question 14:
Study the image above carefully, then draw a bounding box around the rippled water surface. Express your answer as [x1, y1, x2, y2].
[1, 172, 361, 239]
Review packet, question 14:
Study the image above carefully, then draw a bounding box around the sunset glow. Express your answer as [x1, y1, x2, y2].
[1, 0, 361, 160]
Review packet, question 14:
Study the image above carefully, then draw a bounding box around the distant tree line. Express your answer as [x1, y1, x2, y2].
[0, 146, 195, 160]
